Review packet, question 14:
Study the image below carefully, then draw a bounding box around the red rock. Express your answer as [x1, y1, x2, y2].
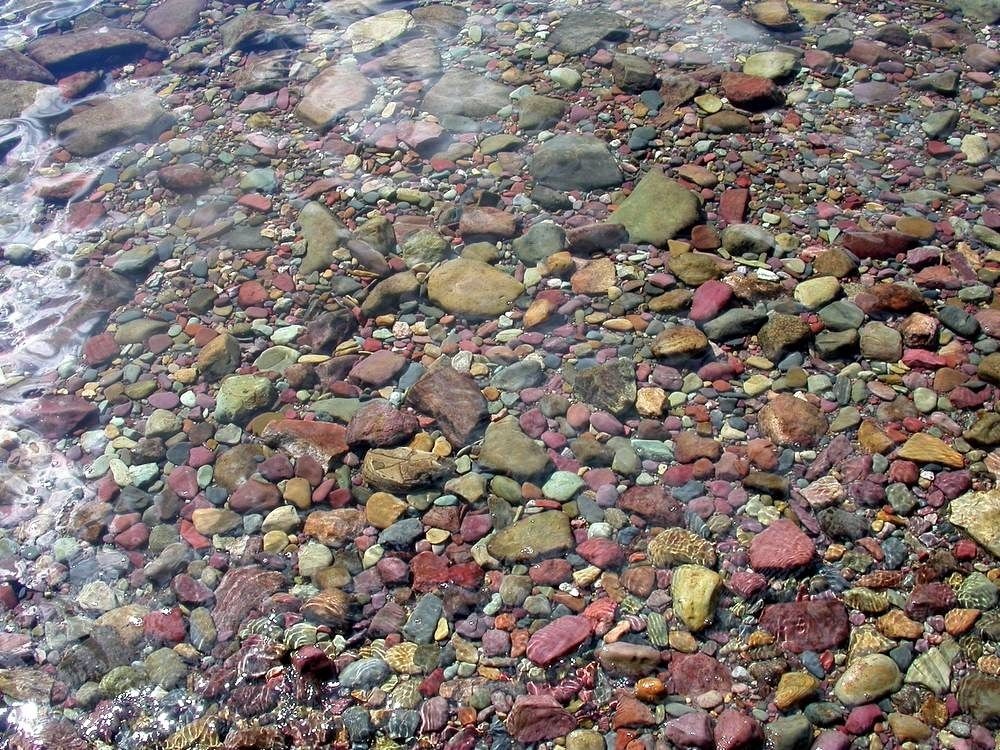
[714, 709, 763, 750]
[345, 400, 420, 448]
[115, 522, 149, 550]
[261, 419, 348, 465]
[665, 710, 714, 750]
[669, 653, 733, 696]
[15, 395, 98, 438]
[506, 693, 577, 744]
[459, 206, 518, 239]
[32, 172, 96, 201]
[66, 201, 106, 229]
[905, 582, 957, 620]
[348, 350, 408, 387]
[842, 231, 917, 260]
[577, 538, 625, 568]
[719, 188, 749, 224]
[529, 558, 573, 585]
[238, 193, 272, 212]
[144, 607, 186, 643]
[721, 73, 781, 110]
[845, 704, 883, 735]
[27, 27, 167, 75]
[525, 615, 592, 667]
[618, 485, 683, 525]
[167, 465, 199, 499]
[410, 551, 484, 592]
[758, 394, 828, 448]
[171, 573, 214, 605]
[749, 519, 815, 571]
[727, 570, 768, 597]
[759, 599, 850, 653]
[237, 280, 267, 307]
[674, 432, 723, 463]
[211, 567, 285, 641]
[406, 366, 488, 447]
[689, 280, 733, 323]
[83, 333, 119, 366]
[158, 163, 212, 192]
[229, 479, 280, 513]
[612, 696, 657, 729]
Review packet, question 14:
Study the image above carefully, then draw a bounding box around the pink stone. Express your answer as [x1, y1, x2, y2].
[714, 709, 763, 750]
[689, 280, 733, 323]
[748, 518, 815, 571]
[566, 403, 591, 430]
[617, 485, 683, 525]
[842, 230, 916, 259]
[669, 653, 733, 696]
[577, 538, 625, 568]
[167, 465, 199, 499]
[144, 608, 186, 643]
[845, 704, 883, 735]
[525, 615, 592, 667]
[229, 479, 280, 513]
[759, 599, 850, 654]
[506, 694, 577, 744]
[719, 188, 749, 224]
[664, 710, 714, 750]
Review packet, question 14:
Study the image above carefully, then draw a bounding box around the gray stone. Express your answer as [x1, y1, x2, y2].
[478, 416, 552, 479]
[215, 375, 275, 425]
[55, 91, 176, 157]
[512, 221, 566, 264]
[402, 594, 443, 644]
[610, 167, 700, 245]
[422, 69, 512, 120]
[530, 134, 622, 191]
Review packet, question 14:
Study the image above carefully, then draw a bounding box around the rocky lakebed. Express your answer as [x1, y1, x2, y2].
[0, 0, 1000, 748]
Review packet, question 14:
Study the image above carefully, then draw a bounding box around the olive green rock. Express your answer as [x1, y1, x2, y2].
[487, 510, 573, 562]
[610, 167, 700, 246]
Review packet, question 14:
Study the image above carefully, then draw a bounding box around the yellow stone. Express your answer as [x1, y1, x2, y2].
[432, 436, 452, 457]
[897, 433, 964, 468]
[672, 564, 722, 632]
[410, 432, 435, 452]
[262, 531, 289, 552]
[636, 387, 667, 417]
[775, 671, 819, 710]
[895, 216, 936, 240]
[434, 617, 450, 641]
[365, 491, 408, 529]
[283, 477, 313, 509]
[541, 251, 574, 277]
[877, 610, 924, 640]
[172, 367, 197, 384]
[524, 298, 557, 328]
[425, 528, 450, 545]
[669, 630, 699, 653]
[858, 420, 895, 454]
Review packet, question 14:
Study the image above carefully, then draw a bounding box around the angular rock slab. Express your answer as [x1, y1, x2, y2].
[951, 488, 1000, 557]
[295, 65, 373, 131]
[406, 365, 488, 447]
[361, 447, 451, 492]
[487, 510, 573, 563]
[759, 599, 849, 653]
[54, 90, 176, 157]
[610, 167, 701, 245]
[426, 258, 524, 319]
[530, 134, 622, 191]
[421, 69, 512, 120]
[27, 28, 167, 75]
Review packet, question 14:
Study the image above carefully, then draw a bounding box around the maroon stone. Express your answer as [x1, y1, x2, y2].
[617, 485, 683, 526]
[905, 582, 957, 620]
[664, 710, 714, 750]
[348, 350, 408, 387]
[721, 73, 781, 110]
[142, 0, 207, 40]
[261, 419, 348, 465]
[842, 231, 917, 260]
[83, 333, 119, 366]
[577, 538, 625, 568]
[748, 519, 815, 571]
[525, 615, 592, 667]
[458, 206, 518, 239]
[668, 653, 733, 696]
[506, 694, 577, 744]
[158, 163, 212, 192]
[345, 400, 420, 448]
[719, 188, 749, 224]
[16, 395, 98, 438]
[212, 567, 285, 641]
[144, 607, 186, 643]
[714, 709, 763, 750]
[229, 479, 281, 513]
[759, 599, 850, 654]
[406, 366, 488, 447]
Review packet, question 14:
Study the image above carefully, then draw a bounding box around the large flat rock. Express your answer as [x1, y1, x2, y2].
[295, 64, 374, 131]
[55, 90, 176, 157]
[27, 28, 167, 75]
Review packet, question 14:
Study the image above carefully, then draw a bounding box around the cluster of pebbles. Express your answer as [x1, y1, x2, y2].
[1, 0, 1000, 747]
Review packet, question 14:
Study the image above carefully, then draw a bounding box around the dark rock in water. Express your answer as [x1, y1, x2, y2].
[506, 693, 578, 744]
[670, 652, 733, 695]
[957, 672, 1000, 724]
[526, 615, 592, 667]
[303, 309, 358, 353]
[211, 567, 285, 641]
[759, 600, 850, 653]
[402, 593, 443, 644]
[345, 400, 420, 448]
[573, 359, 636, 416]
[530, 134, 622, 191]
[618, 485, 683, 525]
[0, 49, 55, 83]
[548, 10, 630, 55]
[338, 657, 391, 689]
[27, 28, 167, 76]
[220, 12, 307, 52]
[58, 627, 130, 688]
[406, 365, 488, 446]
[142, 0, 207, 41]
[15, 394, 98, 438]
[54, 91, 176, 157]
[421, 69, 512, 120]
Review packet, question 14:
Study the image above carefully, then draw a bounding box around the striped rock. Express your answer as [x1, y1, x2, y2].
[526, 615, 592, 667]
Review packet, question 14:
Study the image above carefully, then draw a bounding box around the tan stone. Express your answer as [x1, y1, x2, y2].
[951, 488, 1000, 557]
[365, 491, 408, 529]
[636, 387, 668, 417]
[651, 325, 709, 359]
[877, 610, 924, 640]
[858, 420, 895, 454]
[897, 433, 964, 468]
[570, 257, 616, 295]
[775, 671, 820, 711]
